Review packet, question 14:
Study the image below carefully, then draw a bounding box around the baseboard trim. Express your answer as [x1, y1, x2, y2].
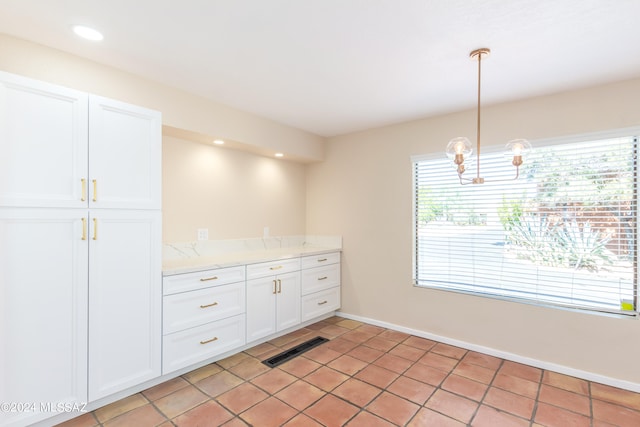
[335, 311, 640, 393]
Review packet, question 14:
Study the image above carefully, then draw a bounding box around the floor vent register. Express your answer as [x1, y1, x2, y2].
[262, 336, 329, 368]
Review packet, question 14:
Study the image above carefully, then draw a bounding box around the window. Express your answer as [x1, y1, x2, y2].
[413, 134, 638, 316]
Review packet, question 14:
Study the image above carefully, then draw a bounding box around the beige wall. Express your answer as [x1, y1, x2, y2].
[163, 135, 306, 242]
[307, 78, 640, 387]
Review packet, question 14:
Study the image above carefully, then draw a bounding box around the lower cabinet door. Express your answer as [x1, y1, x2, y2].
[301, 286, 341, 322]
[88, 210, 162, 401]
[163, 315, 246, 374]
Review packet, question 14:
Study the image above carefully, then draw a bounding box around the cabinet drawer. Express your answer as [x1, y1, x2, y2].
[163, 282, 245, 334]
[301, 287, 341, 322]
[246, 257, 300, 280]
[163, 265, 245, 295]
[163, 315, 246, 374]
[301, 252, 340, 269]
[301, 263, 341, 296]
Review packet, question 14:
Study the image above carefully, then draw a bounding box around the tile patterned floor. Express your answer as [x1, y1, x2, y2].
[57, 317, 640, 427]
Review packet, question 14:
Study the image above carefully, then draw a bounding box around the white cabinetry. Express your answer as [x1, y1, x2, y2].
[246, 258, 301, 343]
[162, 267, 246, 374]
[0, 71, 162, 425]
[301, 252, 341, 321]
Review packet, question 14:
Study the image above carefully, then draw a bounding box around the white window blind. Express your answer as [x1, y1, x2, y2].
[413, 136, 638, 316]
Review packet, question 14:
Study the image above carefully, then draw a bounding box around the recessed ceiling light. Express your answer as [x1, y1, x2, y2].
[213, 139, 225, 145]
[275, 153, 284, 158]
[72, 25, 104, 41]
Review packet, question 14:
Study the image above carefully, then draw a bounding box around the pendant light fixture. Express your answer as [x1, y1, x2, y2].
[446, 48, 531, 184]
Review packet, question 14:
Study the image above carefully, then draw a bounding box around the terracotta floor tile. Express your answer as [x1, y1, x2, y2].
[373, 353, 413, 374]
[404, 362, 448, 386]
[239, 397, 297, 427]
[354, 364, 401, 389]
[341, 329, 377, 343]
[227, 357, 270, 380]
[332, 378, 383, 407]
[387, 375, 436, 405]
[304, 366, 349, 391]
[442, 374, 488, 401]
[172, 401, 233, 427]
[243, 341, 278, 358]
[282, 413, 324, 427]
[471, 405, 529, 427]
[303, 345, 342, 364]
[345, 411, 396, 427]
[407, 407, 466, 427]
[324, 316, 344, 324]
[483, 386, 535, 419]
[181, 363, 223, 384]
[216, 382, 268, 414]
[539, 384, 590, 416]
[367, 391, 420, 425]
[269, 330, 312, 348]
[306, 320, 331, 330]
[534, 402, 591, 427]
[335, 319, 364, 329]
[327, 354, 369, 375]
[274, 380, 325, 411]
[55, 412, 99, 427]
[463, 351, 502, 370]
[195, 370, 244, 398]
[592, 399, 640, 427]
[453, 361, 497, 384]
[319, 324, 351, 338]
[542, 371, 589, 395]
[403, 336, 437, 351]
[250, 368, 297, 394]
[418, 351, 458, 372]
[499, 360, 542, 383]
[356, 324, 387, 335]
[143, 376, 190, 401]
[220, 417, 249, 426]
[425, 389, 479, 424]
[324, 337, 360, 353]
[216, 352, 251, 369]
[94, 393, 149, 423]
[492, 372, 540, 399]
[431, 343, 467, 359]
[154, 385, 209, 418]
[591, 382, 640, 411]
[347, 345, 385, 363]
[363, 336, 398, 352]
[279, 356, 322, 377]
[388, 343, 426, 362]
[102, 404, 166, 427]
[379, 329, 411, 342]
[304, 394, 359, 427]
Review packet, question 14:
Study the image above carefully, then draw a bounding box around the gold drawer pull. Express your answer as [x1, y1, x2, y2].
[81, 218, 87, 240]
[199, 276, 218, 282]
[318, 300, 328, 305]
[318, 276, 328, 281]
[92, 179, 97, 202]
[92, 218, 98, 240]
[272, 280, 277, 294]
[81, 179, 87, 201]
[270, 265, 283, 270]
[317, 258, 328, 262]
[200, 337, 218, 345]
[200, 302, 218, 309]
[277, 279, 282, 293]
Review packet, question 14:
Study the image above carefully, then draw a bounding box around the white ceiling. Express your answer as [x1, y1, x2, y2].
[1, 0, 639, 137]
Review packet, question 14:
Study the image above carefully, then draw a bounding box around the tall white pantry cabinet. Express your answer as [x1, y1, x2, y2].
[0, 71, 162, 427]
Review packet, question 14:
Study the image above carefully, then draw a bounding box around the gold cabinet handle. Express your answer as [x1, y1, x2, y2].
[200, 302, 218, 309]
[317, 258, 327, 262]
[81, 179, 87, 201]
[318, 300, 328, 305]
[272, 279, 277, 294]
[81, 218, 87, 240]
[92, 218, 97, 240]
[92, 179, 97, 202]
[277, 279, 282, 294]
[200, 337, 218, 345]
[270, 265, 283, 270]
[199, 276, 218, 282]
[318, 276, 328, 281]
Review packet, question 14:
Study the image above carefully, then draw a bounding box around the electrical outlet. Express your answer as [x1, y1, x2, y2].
[197, 228, 208, 241]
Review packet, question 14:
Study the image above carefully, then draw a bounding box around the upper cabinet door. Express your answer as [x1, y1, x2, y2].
[0, 71, 88, 208]
[89, 95, 161, 210]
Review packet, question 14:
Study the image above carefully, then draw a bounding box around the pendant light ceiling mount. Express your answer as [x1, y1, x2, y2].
[446, 47, 531, 185]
